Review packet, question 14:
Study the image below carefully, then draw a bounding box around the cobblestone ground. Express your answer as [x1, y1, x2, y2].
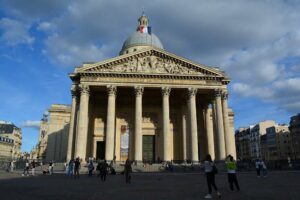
[0, 170, 299, 200]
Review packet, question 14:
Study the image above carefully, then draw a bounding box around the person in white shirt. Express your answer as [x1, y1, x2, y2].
[204, 154, 221, 199]
[255, 159, 262, 177]
[261, 160, 268, 177]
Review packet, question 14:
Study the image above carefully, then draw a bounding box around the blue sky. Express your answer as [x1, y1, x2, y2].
[0, 0, 299, 152]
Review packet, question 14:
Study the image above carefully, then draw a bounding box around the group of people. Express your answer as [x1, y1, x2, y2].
[255, 159, 268, 177]
[22, 160, 36, 176]
[64, 158, 132, 183]
[64, 158, 81, 178]
[203, 154, 240, 199]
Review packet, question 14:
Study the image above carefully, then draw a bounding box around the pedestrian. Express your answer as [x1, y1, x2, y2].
[6, 162, 11, 172]
[10, 161, 14, 172]
[204, 154, 221, 199]
[23, 160, 30, 176]
[67, 159, 74, 177]
[261, 160, 268, 177]
[124, 159, 132, 184]
[49, 161, 53, 175]
[100, 160, 108, 181]
[74, 157, 81, 179]
[88, 160, 94, 176]
[31, 160, 36, 176]
[255, 159, 261, 177]
[64, 162, 69, 175]
[226, 155, 240, 191]
[96, 161, 101, 177]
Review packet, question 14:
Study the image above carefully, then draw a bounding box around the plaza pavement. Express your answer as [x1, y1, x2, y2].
[0, 170, 299, 200]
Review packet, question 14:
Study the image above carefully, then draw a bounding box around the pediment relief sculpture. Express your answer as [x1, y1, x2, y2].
[85, 55, 204, 75]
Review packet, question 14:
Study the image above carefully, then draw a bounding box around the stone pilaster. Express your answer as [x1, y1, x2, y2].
[205, 105, 215, 160]
[214, 89, 226, 160]
[222, 91, 236, 159]
[162, 87, 171, 161]
[134, 86, 144, 162]
[188, 88, 199, 162]
[105, 85, 117, 161]
[67, 85, 79, 161]
[74, 84, 90, 161]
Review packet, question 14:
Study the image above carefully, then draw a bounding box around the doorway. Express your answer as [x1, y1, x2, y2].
[143, 135, 155, 162]
[96, 141, 105, 160]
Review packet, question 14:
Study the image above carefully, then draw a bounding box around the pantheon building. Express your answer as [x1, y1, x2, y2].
[66, 15, 236, 163]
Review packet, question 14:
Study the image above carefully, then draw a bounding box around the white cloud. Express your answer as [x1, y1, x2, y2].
[37, 22, 55, 31]
[1, 0, 300, 113]
[0, 18, 34, 45]
[22, 120, 40, 129]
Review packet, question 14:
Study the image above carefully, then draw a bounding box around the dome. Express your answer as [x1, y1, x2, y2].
[119, 14, 164, 55]
[120, 32, 164, 55]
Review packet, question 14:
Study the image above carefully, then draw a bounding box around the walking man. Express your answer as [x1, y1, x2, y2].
[124, 159, 132, 184]
[74, 157, 81, 179]
[255, 159, 261, 177]
[31, 160, 36, 176]
[100, 160, 108, 181]
[23, 160, 30, 176]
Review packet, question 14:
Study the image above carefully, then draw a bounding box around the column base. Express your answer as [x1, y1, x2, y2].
[191, 160, 200, 165]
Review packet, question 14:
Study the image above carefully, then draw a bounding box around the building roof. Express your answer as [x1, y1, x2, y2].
[0, 122, 19, 134]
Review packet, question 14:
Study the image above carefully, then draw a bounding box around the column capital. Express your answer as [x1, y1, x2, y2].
[107, 85, 117, 96]
[214, 89, 222, 98]
[71, 85, 79, 97]
[134, 86, 144, 96]
[222, 91, 228, 100]
[161, 87, 171, 96]
[79, 84, 90, 95]
[188, 88, 198, 97]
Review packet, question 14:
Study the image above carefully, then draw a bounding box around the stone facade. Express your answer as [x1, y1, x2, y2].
[235, 127, 251, 160]
[0, 135, 14, 158]
[0, 121, 22, 159]
[44, 104, 71, 162]
[265, 125, 292, 161]
[66, 15, 236, 163]
[249, 120, 276, 159]
[289, 113, 300, 160]
[236, 122, 293, 161]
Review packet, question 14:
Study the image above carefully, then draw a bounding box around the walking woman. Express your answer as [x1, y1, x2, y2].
[204, 154, 221, 199]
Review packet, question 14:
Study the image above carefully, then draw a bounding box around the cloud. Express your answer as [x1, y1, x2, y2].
[22, 120, 41, 129]
[0, 18, 34, 45]
[1, 0, 300, 113]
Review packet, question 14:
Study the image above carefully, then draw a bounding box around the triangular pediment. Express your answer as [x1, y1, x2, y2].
[76, 47, 226, 78]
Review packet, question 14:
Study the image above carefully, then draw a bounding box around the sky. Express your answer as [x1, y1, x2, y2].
[0, 0, 299, 152]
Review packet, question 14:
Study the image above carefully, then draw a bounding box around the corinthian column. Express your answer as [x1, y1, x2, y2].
[214, 89, 226, 160]
[222, 91, 236, 158]
[162, 87, 171, 162]
[105, 85, 117, 161]
[188, 88, 199, 162]
[74, 84, 90, 161]
[134, 86, 144, 162]
[205, 105, 215, 160]
[67, 85, 79, 161]
[181, 104, 187, 161]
